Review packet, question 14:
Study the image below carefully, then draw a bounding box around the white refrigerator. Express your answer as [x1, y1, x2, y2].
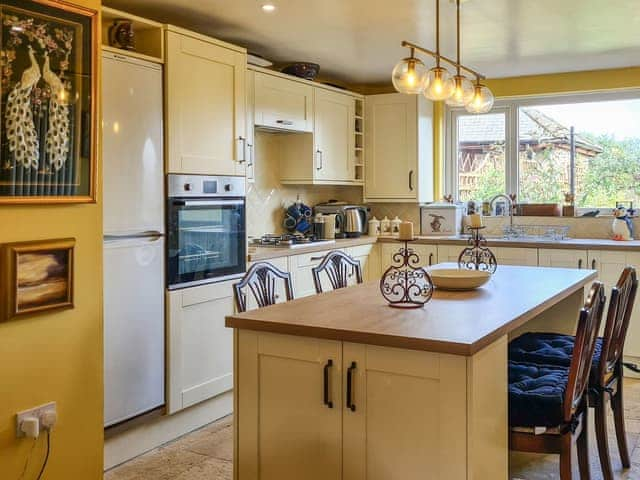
[102, 52, 165, 427]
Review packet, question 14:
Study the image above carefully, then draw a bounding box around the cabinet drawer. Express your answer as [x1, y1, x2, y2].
[254, 72, 313, 132]
[291, 249, 342, 268]
[345, 243, 375, 258]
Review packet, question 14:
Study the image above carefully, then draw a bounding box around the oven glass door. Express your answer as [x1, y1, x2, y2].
[168, 198, 246, 288]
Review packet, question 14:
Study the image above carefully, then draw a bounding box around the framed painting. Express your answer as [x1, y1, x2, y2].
[0, 0, 98, 204]
[1, 237, 75, 322]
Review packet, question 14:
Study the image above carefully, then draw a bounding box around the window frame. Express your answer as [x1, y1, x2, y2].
[445, 88, 640, 209]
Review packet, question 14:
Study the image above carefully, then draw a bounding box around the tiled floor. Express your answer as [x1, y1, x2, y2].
[106, 379, 640, 479]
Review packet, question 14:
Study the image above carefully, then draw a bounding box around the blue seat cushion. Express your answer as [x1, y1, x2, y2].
[509, 361, 570, 428]
[509, 332, 603, 383]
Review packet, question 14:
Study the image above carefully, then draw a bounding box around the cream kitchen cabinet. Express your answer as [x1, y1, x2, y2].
[165, 27, 247, 176]
[364, 93, 434, 203]
[236, 331, 471, 480]
[381, 242, 438, 270]
[437, 244, 537, 267]
[288, 249, 345, 297]
[245, 256, 289, 310]
[254, 70, 313, 132]
[236, 332, 343, 480]
[538, 248, 588, 269]
[245, 70, 256, 183]
[588, 250, 640, 358]
[279, 88, 358, 185]
[167, 280, 235, 414]
[345, 243, 381, 282]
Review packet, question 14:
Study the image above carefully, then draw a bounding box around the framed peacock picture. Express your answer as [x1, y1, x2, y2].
[0, 0, 97, 204]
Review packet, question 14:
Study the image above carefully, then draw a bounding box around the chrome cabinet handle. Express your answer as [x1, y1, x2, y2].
[247, 143, 254, 167]
[316, 150, 323, 170]
[237, 136, 247, 163]
[409, 170, 414, 191]
[323, 360, 333, 408]
[578, 259, 583, 269]
[276, 119, 294, 126]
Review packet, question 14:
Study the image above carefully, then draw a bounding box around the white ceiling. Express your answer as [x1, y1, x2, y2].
[105, 0, 640, 84]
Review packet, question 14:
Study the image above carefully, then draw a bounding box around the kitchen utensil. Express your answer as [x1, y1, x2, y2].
[429, 268, 491, 291]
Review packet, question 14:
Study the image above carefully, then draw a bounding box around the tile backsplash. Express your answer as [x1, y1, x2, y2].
[246, 131, 363, 237]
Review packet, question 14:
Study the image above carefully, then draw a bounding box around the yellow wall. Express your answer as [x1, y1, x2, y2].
[0, 0, 103, 478]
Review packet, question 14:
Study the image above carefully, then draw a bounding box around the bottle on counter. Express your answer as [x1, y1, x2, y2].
[368, 216, 381, 237]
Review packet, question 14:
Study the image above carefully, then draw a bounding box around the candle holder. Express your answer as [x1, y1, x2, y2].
[380, 239, 434, 309]
[458, 226, 498, 274]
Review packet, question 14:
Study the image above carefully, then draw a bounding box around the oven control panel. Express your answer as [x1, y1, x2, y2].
[168, 174, 246, 198]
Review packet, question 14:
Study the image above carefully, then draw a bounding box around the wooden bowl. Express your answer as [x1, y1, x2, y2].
[429, 268, 491, 291]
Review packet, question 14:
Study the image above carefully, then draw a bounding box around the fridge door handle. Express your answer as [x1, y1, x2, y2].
[104, 231, 163, 241]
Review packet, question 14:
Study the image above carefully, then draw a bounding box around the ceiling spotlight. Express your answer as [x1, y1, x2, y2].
[262, 4, 276, 12]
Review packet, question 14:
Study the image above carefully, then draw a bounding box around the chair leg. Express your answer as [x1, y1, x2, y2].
[595, 395, 614, 480]
[612, 379, 631, 468]
[577, 411, 591, 480]
[560, 436, 573, 480]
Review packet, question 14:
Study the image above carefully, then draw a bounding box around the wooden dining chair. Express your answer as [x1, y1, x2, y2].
[233, 262, 294, 313]
[509, 267, 638, 479]
[508, 281, 606, 480]
[311, 250, 363, 294]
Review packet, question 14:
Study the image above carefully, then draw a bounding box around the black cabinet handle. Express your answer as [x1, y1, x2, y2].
[409, 170, 414, 191]
[323, 360, 333, 408]
[592, 259, 597, 269]
[578, 259, 583, 269]
[429, 253, 434, 266]
[346, 361, 357, 412]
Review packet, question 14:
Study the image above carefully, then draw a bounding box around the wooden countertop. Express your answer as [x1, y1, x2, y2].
[226, 264, 597, 356]
[248, 236, 377, 262]
[378, 236, 640, 251]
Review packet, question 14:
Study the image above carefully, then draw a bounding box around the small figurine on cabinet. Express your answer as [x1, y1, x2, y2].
[612, 206, 634, 241]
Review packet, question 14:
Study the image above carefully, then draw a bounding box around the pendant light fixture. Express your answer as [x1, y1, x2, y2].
[445, 0, 475, 107]
[392, 0, 495, 114]
[391, 48, 428, 94]
[423, 0, 455, 101]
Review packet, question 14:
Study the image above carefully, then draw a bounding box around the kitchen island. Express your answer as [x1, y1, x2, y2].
[226, 264, 597, 480]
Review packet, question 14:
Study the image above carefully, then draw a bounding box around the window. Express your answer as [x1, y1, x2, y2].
[447, 92, 640, 210]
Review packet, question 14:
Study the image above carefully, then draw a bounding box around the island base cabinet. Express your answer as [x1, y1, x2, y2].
[234, 331, 508, 480]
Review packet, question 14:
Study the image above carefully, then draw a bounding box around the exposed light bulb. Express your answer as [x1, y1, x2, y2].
[445, 75, 475, 107]
[392, 57, 428, 94]
[465, 83, 495, 114]
[423, 67, 455, 101]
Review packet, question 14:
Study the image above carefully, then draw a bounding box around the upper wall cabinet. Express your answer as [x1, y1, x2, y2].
[165, 26, 247, 176]
[254, 72, 313, 132]
[365, 93, 434, 203]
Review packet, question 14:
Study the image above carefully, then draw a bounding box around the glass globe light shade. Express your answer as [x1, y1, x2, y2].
[465, 83, 495, 114]
[423, 67, 455, 101]
[392, 57, 428, 94]
[445, 75, 475, 107]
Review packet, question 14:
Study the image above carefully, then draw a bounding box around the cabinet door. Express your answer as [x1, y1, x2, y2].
[166, 31, 246, 176]
[588, 250, 640, 357]
[381, 243, 437, 271]
[538, 248, 588, 269]
[493, 247, 538, 266]
[255, 72, 313, 132]
[365, 94, 418, 200]
[342, 343, 467, 480]
[315, 89, 354, 182]
[289, 249, 344, 297]
[246, 70, 256, 182]
[345, 244, 381, 283]
[167, 280, 235, 414]
[236, 331, 342, 480]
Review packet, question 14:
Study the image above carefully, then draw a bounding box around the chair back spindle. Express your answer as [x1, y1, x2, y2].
[233, 262, 294, 313]
[312, 251, 363, 294]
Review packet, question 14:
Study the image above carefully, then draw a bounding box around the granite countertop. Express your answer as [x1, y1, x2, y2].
[377, 235, 640, 252]
[248, 236, 378, 262]
[226, 264, 595, 356]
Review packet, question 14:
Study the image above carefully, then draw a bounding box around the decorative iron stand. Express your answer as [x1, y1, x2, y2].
[458, 226, 498, 273]
[380, 239, 434, 309]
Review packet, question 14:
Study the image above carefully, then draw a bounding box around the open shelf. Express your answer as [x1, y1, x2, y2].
[102, 7, 164, 63]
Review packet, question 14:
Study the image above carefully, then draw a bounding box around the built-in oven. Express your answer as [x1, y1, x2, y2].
[167, 174, 246, 290]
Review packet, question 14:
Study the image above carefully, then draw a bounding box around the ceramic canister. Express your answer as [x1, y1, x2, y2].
[380, 216, 391, 235]
[368, 217, 381, 236]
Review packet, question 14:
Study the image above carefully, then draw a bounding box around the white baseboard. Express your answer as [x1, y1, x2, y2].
[104, 391, 233, 470]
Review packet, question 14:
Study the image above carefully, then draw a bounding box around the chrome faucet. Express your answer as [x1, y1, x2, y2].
[490, 194, 515, 232]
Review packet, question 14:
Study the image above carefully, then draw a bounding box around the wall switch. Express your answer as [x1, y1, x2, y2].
[16, 402, 57, 438]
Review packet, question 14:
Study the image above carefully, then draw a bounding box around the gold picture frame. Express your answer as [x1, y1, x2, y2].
[0, 0, 98, 204]
[1, 238, 75, 322]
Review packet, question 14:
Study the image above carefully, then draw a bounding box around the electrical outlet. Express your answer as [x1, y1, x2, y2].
[16, 402, 57, 438]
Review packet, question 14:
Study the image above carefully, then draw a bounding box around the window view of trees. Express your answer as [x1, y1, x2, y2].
[455, 98, 640, 209]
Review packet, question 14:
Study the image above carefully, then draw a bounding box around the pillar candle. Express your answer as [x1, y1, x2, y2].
[469, 213, 483, 228]
[398, 221, 414, 240]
